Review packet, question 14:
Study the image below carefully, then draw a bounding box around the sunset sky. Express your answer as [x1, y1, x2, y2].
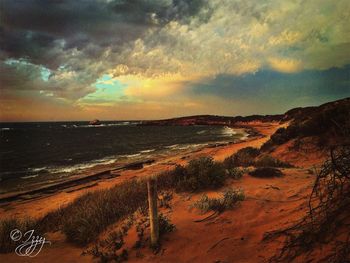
[1, 0, 349, 121]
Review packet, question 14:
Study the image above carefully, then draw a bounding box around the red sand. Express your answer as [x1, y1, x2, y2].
[0, 121, 326, 262]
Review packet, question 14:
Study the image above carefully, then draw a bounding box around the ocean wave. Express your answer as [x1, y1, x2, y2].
[123, 153, 142, 158]
[46, 156, 117, 174]
[221, 126, 237, 137]
[140, 149, 155, 153]
[21, 174, 39, 179]
[28, 167, 48, 173]
[165, 144, 179, 149]
[183, 143, 209, 149]
[21, 149, 158, 178]
[62, 122, 140, 129]
[197, 130, 207, 135]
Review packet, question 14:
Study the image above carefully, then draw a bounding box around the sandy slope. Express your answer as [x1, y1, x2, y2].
[127, 169, 314, 263]
[0, 121, 325, 263]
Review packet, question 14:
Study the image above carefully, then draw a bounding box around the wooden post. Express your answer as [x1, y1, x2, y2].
[147, 178, 159, 247]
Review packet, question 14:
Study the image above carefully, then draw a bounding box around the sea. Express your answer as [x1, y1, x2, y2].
[0, 121, 246, 194]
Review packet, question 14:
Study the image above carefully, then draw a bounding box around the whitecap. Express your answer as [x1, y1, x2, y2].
[140, 149, 155, 153]
[21, 174, 39, 179]
[124, 153, 142, 158]
[165, 144, 179, 149]
[197, 130, 207, 135]
[221, 126, 237, 137]
[28, 167, 48, 173]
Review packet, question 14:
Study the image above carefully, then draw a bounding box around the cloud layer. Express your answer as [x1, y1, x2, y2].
[1, 0, 349, 120]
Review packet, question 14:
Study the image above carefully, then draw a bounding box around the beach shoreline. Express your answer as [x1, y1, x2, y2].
[0, 125, 248, 196]
[0, 120, 331, 263]
[0, 121, 280, 220]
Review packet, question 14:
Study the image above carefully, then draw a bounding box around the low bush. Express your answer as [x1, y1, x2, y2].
[249, 167, 284, 178]
[224, 147, 260, 168]
[225, 167, 245, 179]
[255, 155, 293, 168]
[192, 188, 245, 213]
[158, 157, 226, 192]
[157, 165, 186, 190]
[158, 213, 175, 236]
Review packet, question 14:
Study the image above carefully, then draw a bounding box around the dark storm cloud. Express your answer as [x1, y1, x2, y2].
[110, 0, 210, 24]
[0, 28, 62, 67]
[189, 65, 350, 108]
[0, 60, 43, 90]
[0, 0, 209, 65]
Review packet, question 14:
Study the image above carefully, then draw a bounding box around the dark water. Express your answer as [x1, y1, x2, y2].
[0, 121, 244, 193]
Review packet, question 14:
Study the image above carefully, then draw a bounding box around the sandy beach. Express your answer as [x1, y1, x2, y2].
[0, 121, 328, 262]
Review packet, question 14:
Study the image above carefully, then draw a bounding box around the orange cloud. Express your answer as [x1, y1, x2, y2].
[119, 73, 202, 99]
[268, 57, 303, 73]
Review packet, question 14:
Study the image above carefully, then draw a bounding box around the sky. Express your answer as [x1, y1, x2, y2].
[0, 0, 349, 121]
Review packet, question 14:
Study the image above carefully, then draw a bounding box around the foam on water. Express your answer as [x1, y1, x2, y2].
[140, 149, 156, 153]
[221, 126, 237, 137]
[63, 122, 140, 129]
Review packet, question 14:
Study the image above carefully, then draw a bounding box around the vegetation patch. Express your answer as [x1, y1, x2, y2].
[0, 218, 38, 253]
[158, 157, 226, 192]
[225, 167, 248, 179]
[255, 155, 293, 168]
[249, 167, 284, 178]
[224, 147, 260, 168]
[192, 188, 245, 213]
[223, 147, 291, 169]
[266, 144, 350, 262]
[61, 179, 148, 245]
[261, 99, 350, 151]
[158, 213, 176, 236]
[0, 156, 234, 249]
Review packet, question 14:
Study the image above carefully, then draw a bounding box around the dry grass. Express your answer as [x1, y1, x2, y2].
[192, 188, 245, 213]
[0, 218, 37, 253]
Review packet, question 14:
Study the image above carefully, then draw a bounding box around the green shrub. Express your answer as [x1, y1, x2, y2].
[249, 167, 284, 178]
[167, 157, 226, 192]
[192, 188, 245, 213]
[224, 147, 260, 168]
[158, 213, 175, 236]
[255, 155, 293, 168]
[226, 167, 245, 179]
[157, 165, 186, 190]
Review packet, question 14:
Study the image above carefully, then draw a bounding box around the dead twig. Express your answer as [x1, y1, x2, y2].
[207, 237, 231, 253]
[193, 211, 219, 223]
